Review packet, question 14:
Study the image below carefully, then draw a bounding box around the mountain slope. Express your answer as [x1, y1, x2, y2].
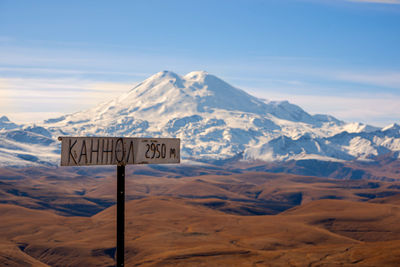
[0, 70, 399, 166]
[39, 71, 347, 160]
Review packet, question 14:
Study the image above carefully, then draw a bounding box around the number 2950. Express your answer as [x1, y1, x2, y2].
[145, 143, 167, 159]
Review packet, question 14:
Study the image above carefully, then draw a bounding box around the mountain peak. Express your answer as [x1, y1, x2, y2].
[151, 70, 181, 80]
[146, 70, 211, 84]
[184, 70, 209, 80]
[104, 70, 339, 124]
[3, 70, 400, 166]
[0, 116, 19, 130]
[0, 116, 10, 122]
[382, 123, 400, 132]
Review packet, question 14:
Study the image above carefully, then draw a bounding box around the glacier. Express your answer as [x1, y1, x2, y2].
[0, 70, 399, 166]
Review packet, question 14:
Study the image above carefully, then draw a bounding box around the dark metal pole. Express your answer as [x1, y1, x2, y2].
[117, 164, 125, 267]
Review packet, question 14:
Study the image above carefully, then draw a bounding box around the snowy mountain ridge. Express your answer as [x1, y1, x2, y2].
[0, 70, 399, 166]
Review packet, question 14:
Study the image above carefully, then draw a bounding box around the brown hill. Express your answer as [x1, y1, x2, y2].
[282, 199, 400, 242]
[2, 166, 400, 265]
[1, 196, 400, 266]
[2, 166, 400, 217]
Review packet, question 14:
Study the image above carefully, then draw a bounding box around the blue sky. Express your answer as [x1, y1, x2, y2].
[0, 0, 399, 126]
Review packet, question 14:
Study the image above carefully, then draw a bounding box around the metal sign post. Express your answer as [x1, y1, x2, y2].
[58, 137, 180, 267]
[117, 164, 125, 267]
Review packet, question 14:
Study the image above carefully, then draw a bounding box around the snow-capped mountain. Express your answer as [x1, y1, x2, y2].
[0, 116, 18, 130]
[1, 71, 399, 166]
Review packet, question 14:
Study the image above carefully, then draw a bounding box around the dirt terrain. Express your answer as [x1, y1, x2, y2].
[1, 165, 400, 266]
[1, 197, 400, 266]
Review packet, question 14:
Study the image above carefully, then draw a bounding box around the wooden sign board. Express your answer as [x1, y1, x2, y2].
[59, 137, 180, 166]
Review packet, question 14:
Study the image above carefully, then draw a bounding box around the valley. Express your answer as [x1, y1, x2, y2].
[1, 164, 400, 266]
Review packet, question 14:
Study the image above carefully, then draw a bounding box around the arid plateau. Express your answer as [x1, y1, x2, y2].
[1, 163, 400, 266]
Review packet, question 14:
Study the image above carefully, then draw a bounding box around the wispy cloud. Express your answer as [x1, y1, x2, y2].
[5, 112, 66, 124]
[248, 88, 400, 126]
[0, 77, 135, 123]
[1, 43, 399, 126]
[0, 66, 148, 78]
[0, 77, 135, 93]
[335, 71, 400, 88]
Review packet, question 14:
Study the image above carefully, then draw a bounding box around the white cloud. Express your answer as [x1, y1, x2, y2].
[0, 66, 148, 78]
[248, 88, 400, 126]
[0, 77, 136, 123]
[0, 77, 134, 94]
[5, 112, 66, 124]
[335, 71, 400, 88]
[0, 79, 13, 113]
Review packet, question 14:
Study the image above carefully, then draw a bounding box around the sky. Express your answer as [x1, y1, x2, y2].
[0, 0, 399, 126]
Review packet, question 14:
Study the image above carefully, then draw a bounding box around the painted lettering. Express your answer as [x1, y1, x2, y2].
[161, 143, 166, 158]
[78, 139, 88, 164]
[126, 140, 134, 164]
[115, 138, 125, 163]
[90, 139, 99, 164]
[145, 144, 150, 158]
[60, 137, 179, 166]
[170, 148, 176, 158]
[102, 139, 114, 164]
[68, 139, 78, 164]
[156, 144, 161, 158]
